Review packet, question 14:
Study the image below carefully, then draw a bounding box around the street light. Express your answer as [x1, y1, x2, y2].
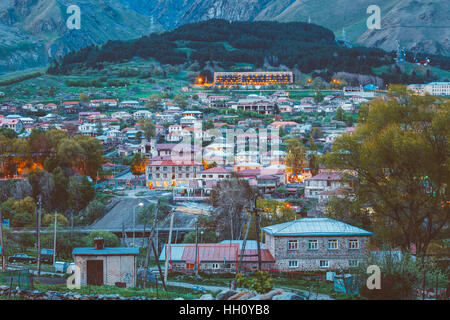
[200, 230, 204, 243]
[134, 202, 144, 247]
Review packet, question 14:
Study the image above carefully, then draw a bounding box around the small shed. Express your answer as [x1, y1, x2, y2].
[72, 238, 139, 288]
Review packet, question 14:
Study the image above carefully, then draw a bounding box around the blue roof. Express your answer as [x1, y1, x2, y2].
[72, 247, 139, 256]
[262, 218, 373, 237]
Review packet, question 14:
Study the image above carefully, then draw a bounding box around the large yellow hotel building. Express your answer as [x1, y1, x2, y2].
[214, 71, 294, 86]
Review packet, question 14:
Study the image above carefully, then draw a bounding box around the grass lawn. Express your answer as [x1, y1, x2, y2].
[33, 282, 203, 300]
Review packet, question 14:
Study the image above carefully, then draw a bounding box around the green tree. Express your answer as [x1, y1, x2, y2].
[285, 138, 307, 180]
[130, 153, 145, 176]
[81, 200, 105, 225]
[140, 119, 156, 141]
[79, 93, 90, 102]
[85, 230, 120, 247]
[323, 87, 449, 257]
[335, 107, 345, 121]
[68, 175, 95, 217]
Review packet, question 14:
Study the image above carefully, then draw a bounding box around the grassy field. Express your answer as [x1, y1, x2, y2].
[33, 282, 204, 300]
[168, 272, 362, 299]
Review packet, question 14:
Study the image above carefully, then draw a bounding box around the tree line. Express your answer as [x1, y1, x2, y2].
[44, 19, 448, 84]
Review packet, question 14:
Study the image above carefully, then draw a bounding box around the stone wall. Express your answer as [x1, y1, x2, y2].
[75, 254, 136, 287]
[266, 235, 370, 271]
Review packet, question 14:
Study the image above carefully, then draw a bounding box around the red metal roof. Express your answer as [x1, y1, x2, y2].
[180, 243, 275, 264]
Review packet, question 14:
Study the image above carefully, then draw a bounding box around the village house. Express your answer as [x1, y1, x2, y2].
[72, 238, 138, 288]
[146, 159, 203, 189]
[262, 218, 372, 271]
[232, 98, 276, 115]
[0, 118, 24, 132]
[119, 100, 140, 108]
[159, 241, 275, 274]
[90, 99, 118, 108]
[133, 110, 152, 120]
[304, 171, 353, 199]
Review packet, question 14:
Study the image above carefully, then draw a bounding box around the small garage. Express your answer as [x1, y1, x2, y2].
[72, 238, 139, 288]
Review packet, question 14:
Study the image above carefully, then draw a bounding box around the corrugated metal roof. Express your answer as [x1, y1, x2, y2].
[182, 244, 239, 264]
[219, 240, 266, 250]
[159, 244, 186, 261]
[72, 247, 139, 255]
[262, 218, 373, 237]
[159, 242, 274, 264]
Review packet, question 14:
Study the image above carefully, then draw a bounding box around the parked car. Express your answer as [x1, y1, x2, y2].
[40, 249, 54, 264]
[8, 253, 36, 264]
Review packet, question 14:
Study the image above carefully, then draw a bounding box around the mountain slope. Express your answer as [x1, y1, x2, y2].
[0, 0, 448, 74]
[0, 0, 164, 74]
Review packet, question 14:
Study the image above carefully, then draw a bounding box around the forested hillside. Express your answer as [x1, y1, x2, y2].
[47, 19, 450, 83]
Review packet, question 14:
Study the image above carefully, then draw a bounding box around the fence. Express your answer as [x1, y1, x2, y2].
[0, 270, 33, 290]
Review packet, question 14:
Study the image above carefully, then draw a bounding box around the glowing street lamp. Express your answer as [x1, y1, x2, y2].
[133, 202, 144, 246]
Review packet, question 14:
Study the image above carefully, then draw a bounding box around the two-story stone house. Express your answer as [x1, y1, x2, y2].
[304, 171, 353, 199]
[262, 218, 372, 271]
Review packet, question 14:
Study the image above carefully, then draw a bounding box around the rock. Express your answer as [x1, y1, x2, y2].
[174, 297, 184, 300]
[237, 292, 256, 300]
[272, 292, 305, 300]
[228, 291, 249, 300]
[199, 294, 214, 300]
[257, 289, 284, 300]
[216, 289, 237, 300]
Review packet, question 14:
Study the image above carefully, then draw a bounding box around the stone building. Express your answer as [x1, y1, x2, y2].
[262, 218, 372, 271]
[159, 241, 275, 274]
[72, 238, 139, 288]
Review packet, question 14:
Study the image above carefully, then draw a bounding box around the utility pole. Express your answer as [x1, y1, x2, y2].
[255, 209, 262, 271]
[143, 199, 159, 289]
[164, 210, 174, 286]
[36, 195, 42, 276]
[0, 208, 6, 272]
[194, 220, 199, 276]
[52, 213, 57, 265]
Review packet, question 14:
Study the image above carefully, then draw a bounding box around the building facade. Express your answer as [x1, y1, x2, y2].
[262, 218, 372, 271]
[214, 71, 294, 86]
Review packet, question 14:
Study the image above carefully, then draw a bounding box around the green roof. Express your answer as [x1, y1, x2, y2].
[262, 218, 373, 237]
[72, 247, 139, 256]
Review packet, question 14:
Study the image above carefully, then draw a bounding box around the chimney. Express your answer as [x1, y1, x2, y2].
[94, 237, 104, 250]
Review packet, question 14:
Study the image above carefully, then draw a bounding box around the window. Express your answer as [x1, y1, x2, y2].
[328, 239, 338, 250]
[319, 260, 329, 268]
[348, 239, 359, 249]
[308, 240, 318, 250]
[288, 240, 298, 250]
[212, 263, 220, 269]
[349, 260, 358, 267]
[288, 260, 298, 268]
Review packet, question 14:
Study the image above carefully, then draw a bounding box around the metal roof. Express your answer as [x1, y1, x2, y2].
[159, 244, 187, 261]
[219, 240, 266, 250]
[262, 218, 373, 237]
[158, 242, 274, 263]
[72, 247, 139, 256]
